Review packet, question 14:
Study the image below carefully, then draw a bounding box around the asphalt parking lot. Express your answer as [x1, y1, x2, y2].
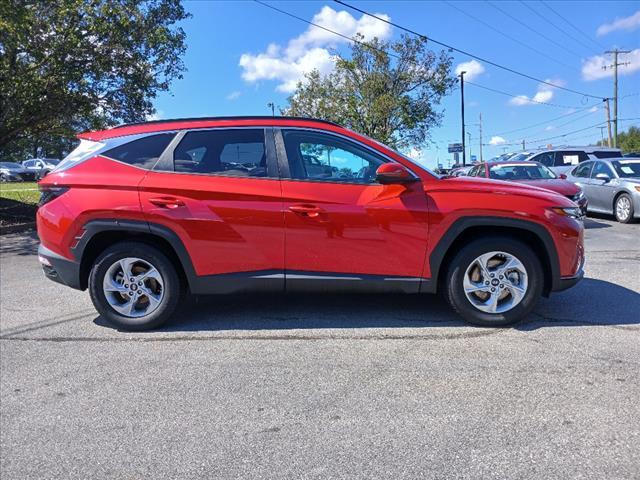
[1, 216, 639, 479]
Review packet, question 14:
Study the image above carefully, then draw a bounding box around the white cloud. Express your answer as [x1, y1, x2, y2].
[455, 60, 485, 81]
[239, 6, 392, 92]
[597, 10, 640, 37]
[489, 136, 506, 146]
[545, 125, 555, 131]
[581, 49, 640, 81]
[589, 106, 599, 113]
[509, 79, 564, 106]
[146, 110, 163, 121]
[226, 91, 241, 101]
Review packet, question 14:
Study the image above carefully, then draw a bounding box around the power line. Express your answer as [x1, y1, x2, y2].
[540, 1, 606, 52]
[487, 1, 583, 59]
[492, 121, 606, 146]
[518, 1, 599, 56]
[489, 105, 602, 137]
[443, 1, 579, 72]
[334, 0, 604, 100]
[499, 109, 604, 143]
[465, 80, 592, 109]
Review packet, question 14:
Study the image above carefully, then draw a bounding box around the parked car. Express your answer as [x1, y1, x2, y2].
[564, 157, 640, 223]
[466, 161, 588, 214]
[37, 116, 584, 331]
[523, 147, 622, 176]
[623, 152, 640, 158]
[449, 165, 473, 177]
[0, 162, 38, 182]
[22, 158, 60, 179]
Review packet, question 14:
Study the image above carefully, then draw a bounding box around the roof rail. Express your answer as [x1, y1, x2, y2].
[111, 116, 344, 129]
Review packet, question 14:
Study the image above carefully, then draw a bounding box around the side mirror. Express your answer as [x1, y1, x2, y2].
[595, 173, 611, 182]
[375, 163, 417, 184]
[559, 173, 567, 179]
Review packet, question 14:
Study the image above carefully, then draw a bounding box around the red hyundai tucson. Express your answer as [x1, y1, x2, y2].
[37, 117, 585, 330]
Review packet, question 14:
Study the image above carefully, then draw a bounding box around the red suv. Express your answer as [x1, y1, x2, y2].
[37, 117, 585, 330]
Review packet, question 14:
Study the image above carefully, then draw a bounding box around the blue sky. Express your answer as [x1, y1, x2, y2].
[154, 0, 640, 168]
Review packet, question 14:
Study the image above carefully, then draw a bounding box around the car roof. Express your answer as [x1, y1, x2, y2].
[78, 116, 344, 141]
[485, 160, 544, 167]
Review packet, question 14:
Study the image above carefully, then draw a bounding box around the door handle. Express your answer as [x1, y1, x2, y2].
[288, 204, 322, 217]
[149, 197, 185, 209]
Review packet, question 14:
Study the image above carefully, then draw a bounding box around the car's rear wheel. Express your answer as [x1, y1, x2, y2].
[445, 238, 543, 327]
[614, 193, 635, 223]
[89, 242, 181, 331]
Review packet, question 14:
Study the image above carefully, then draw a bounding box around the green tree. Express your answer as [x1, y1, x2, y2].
[0, 0, 190, 159]
[283, 34, 456, 150]
[598, 126, 640, 153]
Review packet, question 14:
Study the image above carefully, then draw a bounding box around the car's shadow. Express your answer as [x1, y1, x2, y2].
[584, 217, 612, 229]
[94, 278, 640, 333]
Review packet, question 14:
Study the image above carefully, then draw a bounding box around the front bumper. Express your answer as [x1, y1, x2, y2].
[38, 244, 83, 290]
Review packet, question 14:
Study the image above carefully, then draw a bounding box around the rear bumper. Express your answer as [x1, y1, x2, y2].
[38, 244, 83, 290]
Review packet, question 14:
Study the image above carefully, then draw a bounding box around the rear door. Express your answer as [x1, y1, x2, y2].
[276, 128, 430, 292]
[569, 161, 594, 208]
[138, 127, 285, 292]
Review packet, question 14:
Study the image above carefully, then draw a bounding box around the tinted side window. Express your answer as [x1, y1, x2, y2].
[104, 133, 175, 169]
[572, 161, 593, 178]
[591, 161, 614, 178]
[593, 151, 621, 159]
[172, 129, 267, 177]
[555, 151, 583, 166]
[282, 130, 385, 183]
[532, 152, 554, 167]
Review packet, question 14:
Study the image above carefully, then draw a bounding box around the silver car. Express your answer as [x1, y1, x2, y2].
[525, 146, 622, 176]
[564, 157, 640, 223]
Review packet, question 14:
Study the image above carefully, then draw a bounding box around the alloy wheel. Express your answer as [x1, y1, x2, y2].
[463, 251, 528, 314]
[102, 257, 165, 318]
[616, 196, 631, 222]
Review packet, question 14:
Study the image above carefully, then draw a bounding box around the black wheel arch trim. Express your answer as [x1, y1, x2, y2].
[426, 216, 562, 294]
[72, 219, 202, 292]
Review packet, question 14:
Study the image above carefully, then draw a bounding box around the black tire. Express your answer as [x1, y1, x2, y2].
[89, 242, 182, 331]
[614, 193, 635, 223]
[445, 237, 544, 327]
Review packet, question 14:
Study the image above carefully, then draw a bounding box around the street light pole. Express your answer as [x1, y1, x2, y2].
[460, 71, 466, 166]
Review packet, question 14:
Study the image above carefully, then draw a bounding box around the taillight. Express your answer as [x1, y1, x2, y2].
[38, 185, 69, 206]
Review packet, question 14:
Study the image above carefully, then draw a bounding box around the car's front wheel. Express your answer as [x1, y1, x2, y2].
[89, 242, 182, 331]
[614, 193, 635, 223]
[445, 237, 543, 327]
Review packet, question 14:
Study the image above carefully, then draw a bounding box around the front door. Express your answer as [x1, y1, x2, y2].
[138, 127, 285, 293]
[276, 129, 430, 293]
[587, 161, 617, 212]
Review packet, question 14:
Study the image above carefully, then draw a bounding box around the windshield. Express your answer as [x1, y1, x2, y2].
[489, 163, 556, 180]
[0, 162, 22, 168]
[611, 160, 640, 178]
[45, 159, 60, 165]
[508, 153, 532, 162]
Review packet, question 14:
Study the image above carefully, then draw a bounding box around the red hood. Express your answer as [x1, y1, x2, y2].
[509, 178, 580, 196]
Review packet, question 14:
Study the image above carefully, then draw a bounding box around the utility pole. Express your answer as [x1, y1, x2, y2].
[267, 102, 275, 117]
[467, 131, 472, 161]
[604, 98, 613, 147]
[603, 49, 630, 147]
[598, 126, 606, 144]
[479, 113, 483, 162]
[522, 139, 525, 151]
[460, 71, 467, 166]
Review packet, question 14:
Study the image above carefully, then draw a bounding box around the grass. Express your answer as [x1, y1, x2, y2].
[0, 182, 40, 205]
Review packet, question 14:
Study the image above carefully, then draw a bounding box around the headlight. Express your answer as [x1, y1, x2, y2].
[551, 207, 583, 219]
[573, 190, 585, 201]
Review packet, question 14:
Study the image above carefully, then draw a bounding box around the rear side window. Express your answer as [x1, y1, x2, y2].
[104, 133, 174, 169]
[555, 151, 588, 166]
[572, 161, 593, 178]
[593, 151, 622, 159]
[172, 129, 267, 177]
